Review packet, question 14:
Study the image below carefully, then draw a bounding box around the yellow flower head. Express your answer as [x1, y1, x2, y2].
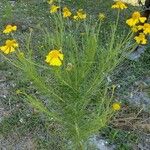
[50, 4, 60, 13]
[77, 9, 86, 19]
[47, 0, 54, 4]
[126, 11, 147, 27]
[138, 23, 150, 34]
[45, 50, 64, 66]
[112, 102, 121, 111]
[63, 7, 72, 18]
[111, 1, 127, 10]
[134, 33, 147, 45]
[73, 9, 86, 20]
[0, 39, 19, 54]
[3, 25, 17, 34]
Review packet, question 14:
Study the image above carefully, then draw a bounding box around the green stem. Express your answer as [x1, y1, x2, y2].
[74, 122, 84, 150]
[78, 142, 84, 150]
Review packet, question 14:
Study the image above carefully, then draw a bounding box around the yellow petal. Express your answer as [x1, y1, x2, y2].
[50, 58, 62, 66]
[50, 5, 60, 13]
[141, 39, 147, 44]
[58, 53, 64, 60]
[45, 54, 51, 63]
[137, 25, 143, 30]
[134, 37, 140, 44]
[126, 19, 133, 26]
[126, 18, 138, 27]
[73, 15, 78, 20]
[0, 46, 7, 51]
[5, 40, 11, 45]
[12, 26, 17, 31]
[13, 42, 19, 48]
[139, 17, 147, 23]
[131, 26, 138, 32]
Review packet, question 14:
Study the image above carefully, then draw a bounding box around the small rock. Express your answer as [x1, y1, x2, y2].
[127, 45, 146, 61]
[88, 135, 115, 150]
[128, 91, 150, 111]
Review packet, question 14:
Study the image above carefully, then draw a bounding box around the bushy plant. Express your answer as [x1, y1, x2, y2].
[0, 1, 140, 149]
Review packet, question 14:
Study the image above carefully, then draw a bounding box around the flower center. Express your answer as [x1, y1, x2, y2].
[132, 12, 140, 19]
[52, 52, 60, 58]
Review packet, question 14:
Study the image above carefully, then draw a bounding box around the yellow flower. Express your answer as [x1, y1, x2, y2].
[47, 0, 54, 4]
[111, 1, 127, 10]
[3, 25, 17, 34]
[50, 5, 60, 13]
[73, 9, 86, 20]
[126, 11, 147, 27]
[134, 33, 147, 44]
[112, 102, 121, 111]
[98, 13, 106, 21]
[0, 39, 19, 54]
[77, 9, 86, 19]
[138, 23, 150, 34]
[63, 7, 72, 18]
[45, 50, 64, 66]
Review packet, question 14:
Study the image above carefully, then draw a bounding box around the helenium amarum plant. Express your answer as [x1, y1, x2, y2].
[0, 1, 137, 149]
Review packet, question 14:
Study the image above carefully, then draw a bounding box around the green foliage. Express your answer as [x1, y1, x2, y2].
[0, 110, 41, 136]
[1, 0, 14, 22]
[101, 127, 138, 150]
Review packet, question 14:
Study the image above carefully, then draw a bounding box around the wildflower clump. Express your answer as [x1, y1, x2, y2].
[45, 49, 64, 66]
[111, 1, 127, 10]
[0, 1, 139, 149]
